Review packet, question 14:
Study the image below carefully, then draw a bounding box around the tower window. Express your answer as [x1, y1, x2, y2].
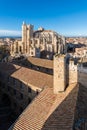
[19, 46, 22, 52]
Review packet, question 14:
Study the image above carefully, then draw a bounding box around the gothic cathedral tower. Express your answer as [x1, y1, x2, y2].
[54, 54, 67, 94]
[22, 22, 34, 54]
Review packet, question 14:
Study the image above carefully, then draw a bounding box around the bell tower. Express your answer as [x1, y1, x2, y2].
[22, 22, 34, 54]
[22, 22, 27, 53]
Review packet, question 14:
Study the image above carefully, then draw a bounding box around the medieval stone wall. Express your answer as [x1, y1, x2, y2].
[78, 65, 87, 87]
[68, 60, 78, 85]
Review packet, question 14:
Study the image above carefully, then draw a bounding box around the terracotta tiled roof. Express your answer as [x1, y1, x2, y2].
[9, 83, 78, 130]
[12, 66, 53, 89]
[27, 56, 53, 69]
[0, 63, 53, 89]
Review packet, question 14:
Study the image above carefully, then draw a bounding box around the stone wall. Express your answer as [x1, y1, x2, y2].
[68, 60, 78, 85]
[78, 65, 87, 87]
[68, 59, 87, 88]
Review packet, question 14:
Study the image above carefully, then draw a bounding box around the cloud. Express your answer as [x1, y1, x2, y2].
[0, 30, 21, 36]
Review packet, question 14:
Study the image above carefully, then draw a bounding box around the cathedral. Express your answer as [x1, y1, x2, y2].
[10, 22, 66, 59]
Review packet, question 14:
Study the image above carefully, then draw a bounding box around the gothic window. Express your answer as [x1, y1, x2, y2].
[19, 46, 22, 52]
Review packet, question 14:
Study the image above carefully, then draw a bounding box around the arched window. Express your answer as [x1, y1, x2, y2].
[19, 46, 22, 52]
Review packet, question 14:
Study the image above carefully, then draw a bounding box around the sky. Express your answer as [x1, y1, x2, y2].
[0, 0, 87, 36]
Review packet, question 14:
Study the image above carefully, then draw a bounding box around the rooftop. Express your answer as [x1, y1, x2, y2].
[0, 63, 53, 90]
[27, 56, 53, 69]
[9, 83, 78, 130]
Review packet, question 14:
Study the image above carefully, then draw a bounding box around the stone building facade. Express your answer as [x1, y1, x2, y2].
[10, 22, 65, 59]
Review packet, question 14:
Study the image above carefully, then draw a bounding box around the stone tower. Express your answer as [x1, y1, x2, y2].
[54, 54, 67, 94]
[27, 24, 33, 41]
[22, 22, 27, 53]
[22, 22, 34, 54]
[22, 22, 27, 43]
